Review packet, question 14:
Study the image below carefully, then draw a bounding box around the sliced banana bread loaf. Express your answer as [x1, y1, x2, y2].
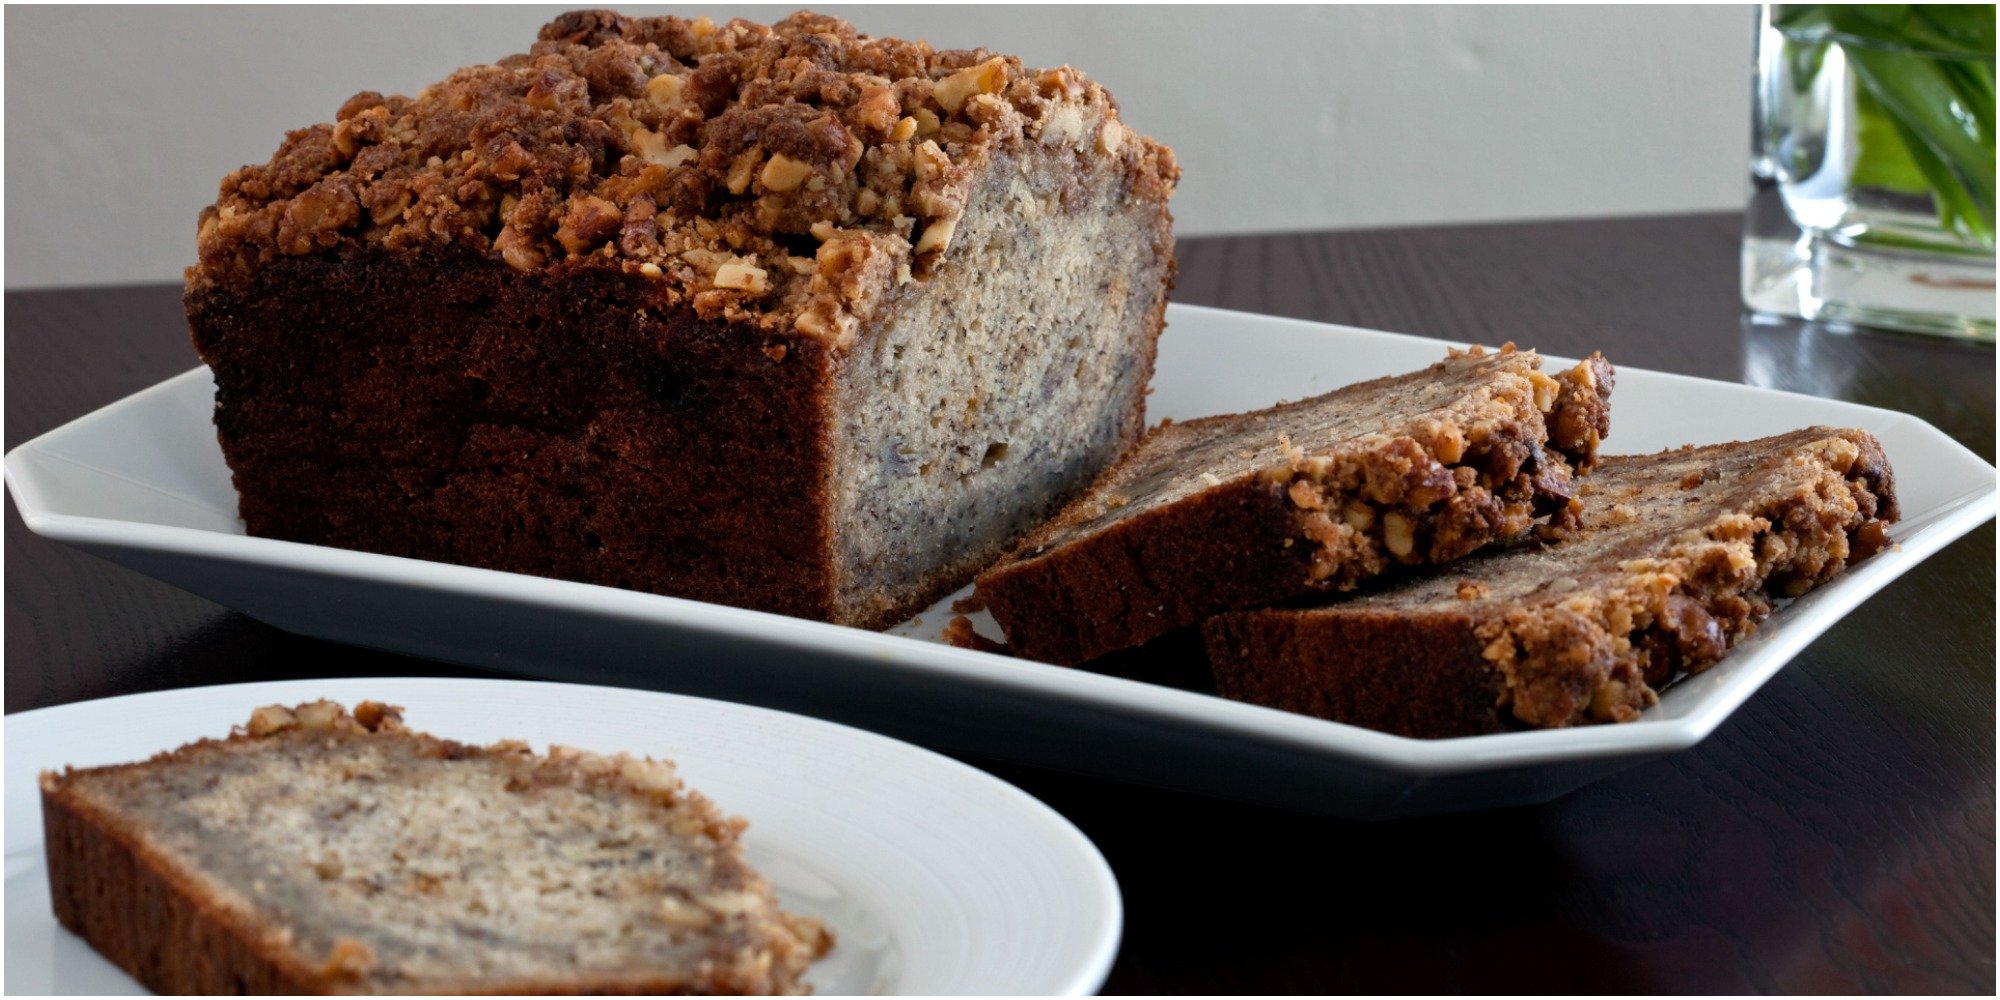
[1204, 428, 1898, 738]
[40, 700, 831, 994]
[186, 10, 1177, 629]
[971, 347, 1613, 665]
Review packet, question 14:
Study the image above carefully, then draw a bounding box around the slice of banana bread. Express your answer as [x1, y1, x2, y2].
[1204, 427, 1898, 738]
[971, 347, 1614, 664]
[40, 700, 832, 994]
[186, 10, 1177, 629]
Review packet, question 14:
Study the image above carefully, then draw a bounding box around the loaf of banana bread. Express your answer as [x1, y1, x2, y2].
[1204, 428, 1898, 737]
[40, 700, 832, 994]
[972, 347, 1613, 664]
[186, 10, 1177, 629]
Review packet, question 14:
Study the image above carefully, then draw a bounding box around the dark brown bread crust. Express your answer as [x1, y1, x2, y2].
[977, 479, 1312, 665]
[189, 247, 849, 624]
[1202, 613, 1512, 738]
[974, 349, 1613, 665]
[1204, 428, 1899, 738]
[41, 700, 830, 994]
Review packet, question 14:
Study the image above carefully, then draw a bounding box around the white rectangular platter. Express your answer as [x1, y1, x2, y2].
[8, 304, 1994, 818]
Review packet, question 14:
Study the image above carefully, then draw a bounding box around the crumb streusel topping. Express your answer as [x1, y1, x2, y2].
[189, 9, 1178, 346]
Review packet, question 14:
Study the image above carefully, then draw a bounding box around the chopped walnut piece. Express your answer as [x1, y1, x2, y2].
[496, 227, 545, 271]
[646, 73, 685, 105]
[655, 896, 713, 929]
[1382, 512, 1417, 559]
[1288, 480, 1324, 510]
[350, 701, 401, 731]
[725, 149, 761, 195]
[1528, 371, 1561, 412]
[759, 154, 814, 193]
[276, 178, 360, 255]
[855, 86, 901, 133]
[245, 705, 297, 737]
[367, 185, 412, 225]
[934, 57, 1009, 113]
[1342, 503, 1374, 532]
[914, 217, 955, 257]
[682, 247, 728, 274]
[1097, 120, 1125, 154]
[713, 260, 770, 293]
[1036, 67, 1082, 100]
[294, 700, 345, 729]
[556, 196, 622, 255]
[1040, 104, 1085, 148]
[793, 308, 835, 339]
[631, 129, 695, 168]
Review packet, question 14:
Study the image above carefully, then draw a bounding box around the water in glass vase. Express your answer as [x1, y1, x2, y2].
[1744, 4, 1996, 340]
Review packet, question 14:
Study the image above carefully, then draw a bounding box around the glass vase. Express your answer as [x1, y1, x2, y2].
[1743, 4, 1996, 341]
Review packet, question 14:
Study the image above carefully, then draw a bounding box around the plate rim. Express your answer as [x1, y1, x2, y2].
[3, 675, 1125, 996]
[6, 304, 1995, 778]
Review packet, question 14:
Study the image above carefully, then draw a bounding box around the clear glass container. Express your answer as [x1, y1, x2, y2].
[1743, 4, 1996, 341]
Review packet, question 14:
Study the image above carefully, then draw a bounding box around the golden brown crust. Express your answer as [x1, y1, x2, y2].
[188, 9, 1178, 346]
[40, 701, 832, 995]
[1204, 428, 1899, 737]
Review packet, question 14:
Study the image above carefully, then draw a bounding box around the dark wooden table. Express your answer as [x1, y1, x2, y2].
[9, 213, 1994, 993]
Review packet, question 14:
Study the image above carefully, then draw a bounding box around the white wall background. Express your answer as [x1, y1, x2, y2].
[3, 4, 1754, 289]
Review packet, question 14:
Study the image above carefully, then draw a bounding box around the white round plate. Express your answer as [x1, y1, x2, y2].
[3, 678, 1120, 995]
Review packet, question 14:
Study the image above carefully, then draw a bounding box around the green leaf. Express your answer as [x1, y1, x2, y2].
[1911, 4, 1996, 56]
[1851, 86, 1932, 193]
[1886, 110, 1992, 244]
[1827, 4, 1991, 58]
[1939, 57, 1996, 141]
[1842, 45, 1996, 245]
